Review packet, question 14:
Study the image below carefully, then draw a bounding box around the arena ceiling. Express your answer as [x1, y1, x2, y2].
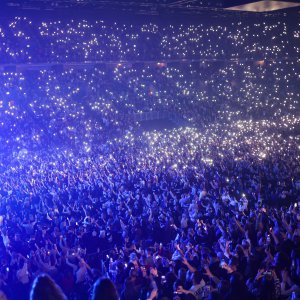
[2, 0, 300, 14]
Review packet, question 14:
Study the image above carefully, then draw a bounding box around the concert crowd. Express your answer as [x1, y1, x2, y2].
[0, 16, 298, 63]
[0, 15, 299, 300]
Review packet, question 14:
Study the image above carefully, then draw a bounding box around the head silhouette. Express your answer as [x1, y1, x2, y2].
[30, 274, 67, 300]
[91, 277, 118, 300]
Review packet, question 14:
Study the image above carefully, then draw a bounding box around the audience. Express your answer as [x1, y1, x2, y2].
[0, 13, 298, 300]
[0, 17, 298, 63]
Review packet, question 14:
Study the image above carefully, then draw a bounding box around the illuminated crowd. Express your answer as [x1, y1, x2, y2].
[0, 17, 299, 63]
[0, 60, 299, 153]
[0, 15, 299, 300]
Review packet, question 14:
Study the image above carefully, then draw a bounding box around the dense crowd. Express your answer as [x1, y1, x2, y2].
[0, 60, 299, 153]
[0, 16, 298, 63]
[0, 13, 299, 300]
[0, 120, 299, 300]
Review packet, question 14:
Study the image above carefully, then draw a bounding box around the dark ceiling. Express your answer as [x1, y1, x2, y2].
[1, 0, 300, 15]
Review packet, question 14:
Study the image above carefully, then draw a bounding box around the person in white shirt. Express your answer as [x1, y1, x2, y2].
[238, 195, 248, 212]
[177, 271, 207, 300]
